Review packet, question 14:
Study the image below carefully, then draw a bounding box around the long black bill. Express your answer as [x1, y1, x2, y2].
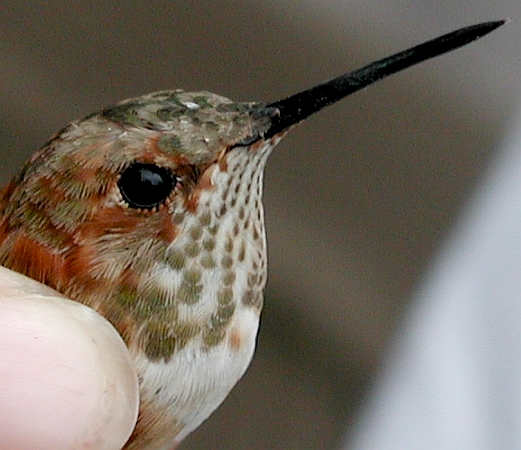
[263, 20, 505, 139]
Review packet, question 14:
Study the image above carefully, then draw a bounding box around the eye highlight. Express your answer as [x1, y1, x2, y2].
[118, 163, 177, 209]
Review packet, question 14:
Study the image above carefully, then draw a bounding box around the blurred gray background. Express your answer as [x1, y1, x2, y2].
[0, 1, 518, 448]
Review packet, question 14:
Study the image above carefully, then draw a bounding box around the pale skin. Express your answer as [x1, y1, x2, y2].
[0, 266, 139, 450]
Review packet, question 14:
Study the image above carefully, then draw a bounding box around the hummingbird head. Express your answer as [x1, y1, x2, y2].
[0, 19, 506, 362]
[0, 89, 283, 361]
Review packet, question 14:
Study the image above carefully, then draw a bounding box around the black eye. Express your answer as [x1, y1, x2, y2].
[118, 163, 177, 209]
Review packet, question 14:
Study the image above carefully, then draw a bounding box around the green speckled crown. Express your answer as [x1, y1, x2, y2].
[99, 90, 274, 162]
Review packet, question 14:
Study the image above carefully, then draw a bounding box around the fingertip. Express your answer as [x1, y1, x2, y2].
[0, 267, 139, 449]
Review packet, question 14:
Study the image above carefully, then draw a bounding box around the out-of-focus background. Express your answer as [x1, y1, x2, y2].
[0, 2, 518, 448]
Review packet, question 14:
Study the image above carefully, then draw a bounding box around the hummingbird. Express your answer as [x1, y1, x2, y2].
[0, 21, 504, 449]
